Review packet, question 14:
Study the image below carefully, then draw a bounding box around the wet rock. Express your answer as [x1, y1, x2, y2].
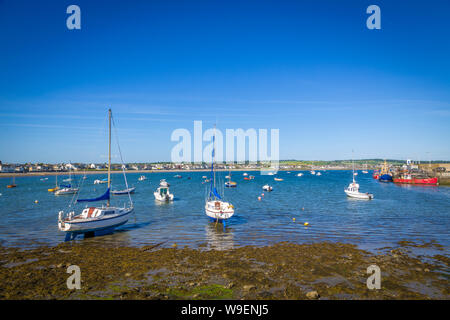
[306, 291, 320, 299]
[243, 285, 256, 291]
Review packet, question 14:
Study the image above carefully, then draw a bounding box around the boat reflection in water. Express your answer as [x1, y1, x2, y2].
[204, 223, 234, 251]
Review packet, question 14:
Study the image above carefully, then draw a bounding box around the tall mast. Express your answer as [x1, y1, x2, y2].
[107, 108, 111, 207]
[213, 124, 216, 190]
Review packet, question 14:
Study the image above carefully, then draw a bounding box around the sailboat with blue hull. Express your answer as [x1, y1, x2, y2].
[58, 109, 134, 239]
[205, 126, 235, 224]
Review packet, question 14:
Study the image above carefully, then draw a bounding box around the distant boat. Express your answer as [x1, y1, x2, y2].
[311, 170, 316, 175]
[48, 175, 59, 192]
[56, 163, 78, 195]
[243, 173, 248, 176]
[7, 176, 16, 188]
[267, 172, 275, 176]
[174, 174, 182, 178]
[111, 187, 136, 195]
[362, 170, 368, 174]
[244, 175, 255, 180]
[55, 185, 79, 195]
[317, 172, 322, 176]
[205, 126, 234, 223]
[262, 184, 273, 192]
[297, 173, 303, 177]
[138, 175, 147, 181]
[345, 152, 373, 200]
[154, 179, 173, 202]
[94, 178, 108, 184]
[274, 177, 283, 181]
[378, 160, 393, 183]
[40, 177, 48, 181]
[225, 170, 237, 188]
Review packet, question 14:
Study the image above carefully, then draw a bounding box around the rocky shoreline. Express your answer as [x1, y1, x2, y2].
[0, 241, 448, 300]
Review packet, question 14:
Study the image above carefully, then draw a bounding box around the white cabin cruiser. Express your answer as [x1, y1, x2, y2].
[345, 153, 373, 200]
[154, 179, 174, 202]
[345, 181, 373, 200]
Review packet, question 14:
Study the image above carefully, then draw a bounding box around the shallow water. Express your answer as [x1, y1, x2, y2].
[0, 170, 449, 254]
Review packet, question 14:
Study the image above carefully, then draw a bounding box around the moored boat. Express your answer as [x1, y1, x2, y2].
[262, 184, 273, 191]
[154, 179, 174, 201]
[57, 109, 134, 239]
[393, 174, 438, 186]
[205, 126, 234, 223]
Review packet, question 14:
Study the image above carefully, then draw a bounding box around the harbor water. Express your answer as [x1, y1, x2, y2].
[0, 171, 449, 254]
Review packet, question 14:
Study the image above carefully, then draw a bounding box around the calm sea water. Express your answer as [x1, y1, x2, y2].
[0, 171, 449, 254]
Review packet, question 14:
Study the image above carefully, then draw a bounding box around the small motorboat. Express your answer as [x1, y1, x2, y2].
[94, 178, 108, 184]
[225, 181, 237, 187]
[138, 175, 147, 181]
[111, 187, 136, 195]
[362, 170, 368, 174]
[202, 176, 207, 179]
[154, 179, 174, 202]
[262, 184, 273, 192]
[311, 170, 316, 175]
[174, 174, 182, 178]
[243, 173, 248, 176]
[274, 177, 283, 181]
[297, 173, 303, 177]
[345, 155, 373, 200]
[40, 177, 48, 181]
[345, 181, 373, 200]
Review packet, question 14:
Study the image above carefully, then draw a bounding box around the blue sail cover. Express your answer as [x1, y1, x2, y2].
[209, 187, 222, 200]
[60, 184, 71, 188]
[76, 188, 110, 203]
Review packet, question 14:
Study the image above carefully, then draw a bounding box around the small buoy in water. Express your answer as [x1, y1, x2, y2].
[304, 222, 309, 226]
[35, 200, 39, 204]
[293, 218, 296, 222]
[261, 193, 264, 196]
[302, 207, 305, 211]
[258, 196, 261, 201]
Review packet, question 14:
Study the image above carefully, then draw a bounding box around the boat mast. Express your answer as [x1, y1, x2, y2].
[107, 108, 111, 207]
[352, 150, 355, 183]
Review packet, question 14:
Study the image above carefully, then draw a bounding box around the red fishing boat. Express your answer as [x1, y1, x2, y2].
[372, 170, 380, 180]
[393, 174, 438, 186]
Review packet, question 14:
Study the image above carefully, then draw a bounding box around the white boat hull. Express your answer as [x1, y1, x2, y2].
[205, 201, 234, 220]
[58, 207, 133, 233]
[154, 192, 174, 202]
[345, 189, 373, 200]
[55, 188, 79, 195]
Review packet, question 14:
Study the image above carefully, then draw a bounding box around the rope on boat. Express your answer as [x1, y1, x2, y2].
[111, 113, 134, 218]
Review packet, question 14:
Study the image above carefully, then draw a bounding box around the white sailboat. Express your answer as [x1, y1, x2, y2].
[205, 126, 234, 223]
[345, 153, 373, 200]
[154, 179, 174, 202]
[58, 109, 134, 238]
[55, 162, 79, 195]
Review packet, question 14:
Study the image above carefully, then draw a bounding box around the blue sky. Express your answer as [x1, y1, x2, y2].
[0, 0, 449, 163]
